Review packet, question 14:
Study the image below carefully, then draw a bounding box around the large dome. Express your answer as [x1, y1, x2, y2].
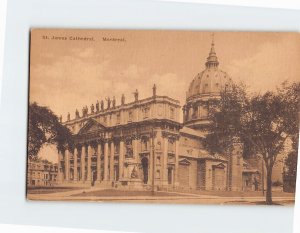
[183, 37, 232, 129]
[186, 39, 232, 101]
[186, 68, 231, 101]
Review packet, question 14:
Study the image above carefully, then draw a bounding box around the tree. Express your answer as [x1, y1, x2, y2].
[203, 82, 299, 205]
[280, 82, 300, 193]
[28, 102, 73, 160]
[283, 150, 298, 192]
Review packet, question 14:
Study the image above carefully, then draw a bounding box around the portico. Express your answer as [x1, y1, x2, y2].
[58, 94, 182, 190]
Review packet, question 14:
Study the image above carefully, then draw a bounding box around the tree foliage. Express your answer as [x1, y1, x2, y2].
[203, 81, 299, 204]
[283, 150, 298, 192]
[28, 102, 73, 160]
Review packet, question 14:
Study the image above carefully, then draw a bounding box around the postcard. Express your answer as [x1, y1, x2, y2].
[27, 29, 299, 205]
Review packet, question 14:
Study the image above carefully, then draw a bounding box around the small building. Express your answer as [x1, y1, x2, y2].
[27, 160, 58, 187]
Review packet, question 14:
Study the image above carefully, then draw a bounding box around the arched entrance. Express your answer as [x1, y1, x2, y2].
[141, 157, 149, 184]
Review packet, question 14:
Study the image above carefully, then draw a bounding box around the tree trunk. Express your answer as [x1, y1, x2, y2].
[266, 167, 273, 205]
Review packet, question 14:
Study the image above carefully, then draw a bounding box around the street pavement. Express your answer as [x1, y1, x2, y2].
[27, 187, 295, 205]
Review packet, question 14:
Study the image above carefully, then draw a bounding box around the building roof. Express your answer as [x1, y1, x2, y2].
[180, 126, 206, 138]
[179, 144, 227, 161]
[64, 95, 180, 125]
[186, 40, 232, 101]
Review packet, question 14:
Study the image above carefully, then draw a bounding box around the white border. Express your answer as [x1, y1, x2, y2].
[158, 0, 300, 10]
[0, 1, 299, 233]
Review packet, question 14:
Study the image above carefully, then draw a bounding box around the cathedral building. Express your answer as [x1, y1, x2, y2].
[58, 39, 261, 192]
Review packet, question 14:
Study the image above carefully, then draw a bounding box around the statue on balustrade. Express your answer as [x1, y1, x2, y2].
[91, 104, 95, 114]
[75, 109, 79, 119]
[112, 96, 116, 108]
[153, 84, 156, 97]
[121, 94, 125, 105]
[134, 89, 139, 102]
[106, 97, 111, 109]
[85, 106, 88, 116]
[96, 100, 99, 112]
[100, 100, 104, 111]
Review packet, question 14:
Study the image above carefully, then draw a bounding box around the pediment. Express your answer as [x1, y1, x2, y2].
[77, 118, 106, 135]
[213, 163, 226, 169]
[179, 158, 191, 166]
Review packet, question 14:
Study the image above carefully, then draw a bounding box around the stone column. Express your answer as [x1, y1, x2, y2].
[74, 147, 78, 182]
[174, 139, 179, 188]
[57, 150, 63, 183]
[81, 145, 86, 183]
[104, 141, 109, 182]
[97, 142, 102, 183]
[110, 140, 115, 181]
[162, 137, 168, 186]
[87, 144, 92, 183]
[148, 137, 153, 185]
[65, 149, 70, 182]
[119, 139, 124, 180]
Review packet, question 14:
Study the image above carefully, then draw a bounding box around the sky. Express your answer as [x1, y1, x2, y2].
[29, 29, 300, 162]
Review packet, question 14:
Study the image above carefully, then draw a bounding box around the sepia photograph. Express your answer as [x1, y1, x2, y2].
[27, 29, 299, 205]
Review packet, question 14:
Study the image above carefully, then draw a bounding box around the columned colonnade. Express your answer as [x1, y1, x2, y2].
[57, 138, 125, 185]
[57, 131, 180, 189]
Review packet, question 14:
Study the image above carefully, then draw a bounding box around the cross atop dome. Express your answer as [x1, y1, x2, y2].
[205, 32, 219, 68]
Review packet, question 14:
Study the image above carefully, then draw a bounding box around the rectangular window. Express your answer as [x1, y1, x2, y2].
[141, 138, 148, 151]
[128, 111, 133, 122]
[116, 112, 121, 124]
[170, 107, 175, 119]
[142, 106, 150, 119]
[168, 140, 175, 152]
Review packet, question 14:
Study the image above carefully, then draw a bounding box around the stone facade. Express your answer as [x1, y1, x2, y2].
[57, 38, 263, 192]
[27, 160, 58, 187]
[58, 95, 182, 190]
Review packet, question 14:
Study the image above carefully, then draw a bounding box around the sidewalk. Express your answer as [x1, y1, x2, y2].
[27, 187, 295, 205]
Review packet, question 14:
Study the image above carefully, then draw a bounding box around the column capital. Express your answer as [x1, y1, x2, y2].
[103, 138, 112, 144]
[132, 134, 140, 140]
[161, 131, 180, 140]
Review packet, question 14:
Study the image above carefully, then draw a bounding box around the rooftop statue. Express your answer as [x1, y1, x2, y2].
[106, 97, 111, 109]
[121, 94, 125, 105]
[96, 100, 99, 112]
[75, 109, 79, 119]
[153, 84, 156, 96]
[91, 104, 95, 114]
[112, 96, 116, 108]
[100, 100, 104, 111]
[134, 89, 139, 102]
[85, 105, 88, 116]
[82, 107, 85, 117]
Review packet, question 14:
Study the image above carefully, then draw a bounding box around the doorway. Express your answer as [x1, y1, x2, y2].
[141, 157, 149, 184]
